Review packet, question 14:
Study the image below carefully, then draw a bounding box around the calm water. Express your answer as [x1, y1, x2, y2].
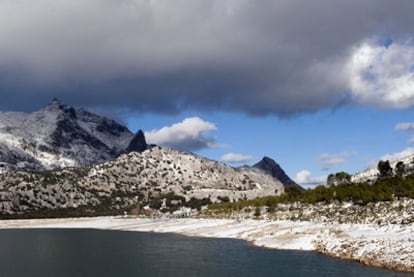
[0, 229, 411, 277]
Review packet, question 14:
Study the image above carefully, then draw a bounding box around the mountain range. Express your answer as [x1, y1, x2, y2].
[0, 99, 298, 216]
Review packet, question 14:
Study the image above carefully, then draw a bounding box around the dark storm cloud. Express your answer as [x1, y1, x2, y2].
[1, 0, 414, 115]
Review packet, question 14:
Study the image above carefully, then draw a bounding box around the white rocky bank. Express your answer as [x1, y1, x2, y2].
[0, 217, 413, 272]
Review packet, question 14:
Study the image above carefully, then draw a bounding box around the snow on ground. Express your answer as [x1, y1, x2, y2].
[0, 217, 413, 272]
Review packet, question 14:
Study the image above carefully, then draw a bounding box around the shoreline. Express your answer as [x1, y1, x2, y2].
[0, 217, 413, 273]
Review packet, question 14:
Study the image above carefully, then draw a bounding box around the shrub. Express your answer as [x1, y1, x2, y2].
[254, 207, 261, 217]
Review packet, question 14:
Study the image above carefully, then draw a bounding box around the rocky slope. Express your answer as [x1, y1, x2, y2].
[0, 98, 146, 171]
[0, 147, 284, 216]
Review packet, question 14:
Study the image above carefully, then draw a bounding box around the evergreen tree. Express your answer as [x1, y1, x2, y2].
[396, 161, 405, 177]
[378, 160, 392, 178]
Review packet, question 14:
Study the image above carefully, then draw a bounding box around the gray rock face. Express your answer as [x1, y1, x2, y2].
[253, 156, 301, 189]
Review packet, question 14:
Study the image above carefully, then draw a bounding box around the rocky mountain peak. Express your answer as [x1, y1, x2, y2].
[40, 97, 77, 121]
[126, 129, 148, 153]
[45, 97, 65, 111]
[261, 156, 277, 165]
[50, 97, 62, 105]
[253, 156, 301, 189]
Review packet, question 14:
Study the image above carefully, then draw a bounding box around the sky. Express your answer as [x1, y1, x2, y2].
[2, 0, 414, 187]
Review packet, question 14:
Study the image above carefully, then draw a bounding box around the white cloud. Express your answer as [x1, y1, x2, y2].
[294, 170, 326, 187]
[294, 170, 312, 184]
[347, 40, 414, 109]
[395, 122, 414, 131]
[220, 153, 253, 163]
[318, 151, 357, 168]
[393, 122, 414, 144]
[381, 147, 414, 162]
[394, 122, 414, 144]
[145, 117, 217, 151]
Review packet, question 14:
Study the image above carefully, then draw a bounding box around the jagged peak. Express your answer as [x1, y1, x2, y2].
[260, 156, 279, 165]
[136, 129, 145, 138]
[126, 129, 148, 153]
[41, 98, 80, 121]
[48, 97, 63, 107]
[43, 97, 67, 113]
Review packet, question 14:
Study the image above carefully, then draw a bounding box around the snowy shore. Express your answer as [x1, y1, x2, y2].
[0, 217, 413, 272]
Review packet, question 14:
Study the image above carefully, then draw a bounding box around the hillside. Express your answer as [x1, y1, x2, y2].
[0, 147, 284, 217]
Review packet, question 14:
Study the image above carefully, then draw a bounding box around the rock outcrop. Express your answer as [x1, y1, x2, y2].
[126, 130, 148, 153]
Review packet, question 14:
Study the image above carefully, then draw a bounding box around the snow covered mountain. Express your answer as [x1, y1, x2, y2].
[0, 98, 142, 170]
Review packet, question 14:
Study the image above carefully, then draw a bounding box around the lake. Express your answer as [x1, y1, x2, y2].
[0, 229, 411, 276]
